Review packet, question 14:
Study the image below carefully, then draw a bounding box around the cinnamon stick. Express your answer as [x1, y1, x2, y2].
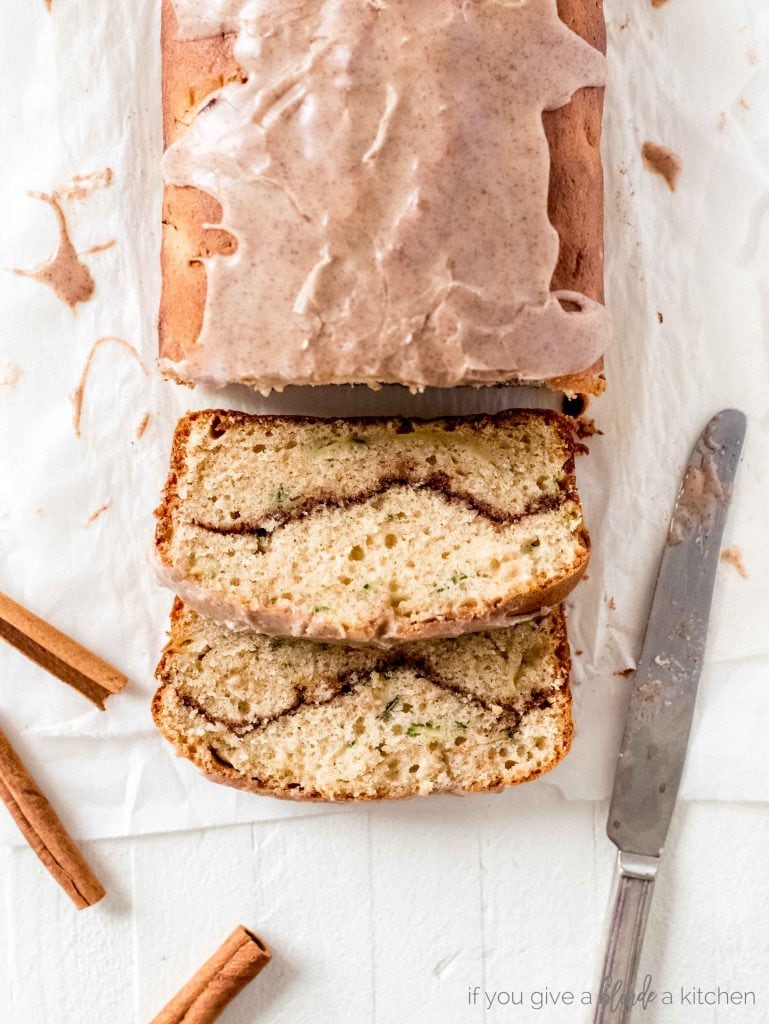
[0, 591, 127, 709]
[0, 727, 105, 909]
[152, 925, 272, 1024]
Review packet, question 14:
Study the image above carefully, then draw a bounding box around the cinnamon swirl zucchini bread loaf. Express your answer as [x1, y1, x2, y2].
[154, 409, 589, 644]
[159, 0, 609, 394]
[153, 600, 572, 800]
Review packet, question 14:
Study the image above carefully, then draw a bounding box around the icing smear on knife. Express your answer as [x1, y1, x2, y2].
[667, 428, 731, 547]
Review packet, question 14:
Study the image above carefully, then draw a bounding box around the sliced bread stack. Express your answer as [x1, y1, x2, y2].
[153, 409, 588, 800]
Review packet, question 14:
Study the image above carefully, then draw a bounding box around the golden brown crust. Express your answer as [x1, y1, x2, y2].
[161, 0, 244, 149]
[159, 0, 606, 394]
[152, 601, 573, 802]
[159, 0, 241, 367]
[545, 0, 606, 305]
[160, 185, 237, 365]
[153, 405, 192, 558]
[154, 408, 590, 644]
[545, 0, 606, 395]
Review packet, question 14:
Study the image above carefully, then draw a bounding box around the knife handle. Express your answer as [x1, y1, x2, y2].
[593, 852, 659, 1024]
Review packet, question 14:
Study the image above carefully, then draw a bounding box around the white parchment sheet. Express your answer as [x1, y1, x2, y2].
[0, 0, 767, 843]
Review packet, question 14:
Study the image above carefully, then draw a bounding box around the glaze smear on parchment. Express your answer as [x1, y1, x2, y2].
[13, 194, 96, 309]
[164, 0, 611, 390]
[56, 168, 114, 202]
[71, 336, 147, 437]
[12, 171, 115, 310]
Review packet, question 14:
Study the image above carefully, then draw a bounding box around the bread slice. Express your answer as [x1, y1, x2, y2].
[152, 600, 573, 801]
[158, 0, 607, 397]
[155, 409, 590, 644]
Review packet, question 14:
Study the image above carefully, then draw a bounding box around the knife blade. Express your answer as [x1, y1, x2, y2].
[593, 408, 746, 1024]
[608, 407, 746, 856]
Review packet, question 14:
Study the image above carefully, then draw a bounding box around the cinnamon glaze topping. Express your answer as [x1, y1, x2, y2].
[165, 0, 611, 389]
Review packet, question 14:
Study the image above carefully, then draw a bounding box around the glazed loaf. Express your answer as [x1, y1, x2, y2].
[159, 0, 608, 395]
[154, 409, 590, 644]
[153, 600, 573, 801]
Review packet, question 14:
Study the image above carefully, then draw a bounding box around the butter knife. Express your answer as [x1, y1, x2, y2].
[593, 408, 747, 1024]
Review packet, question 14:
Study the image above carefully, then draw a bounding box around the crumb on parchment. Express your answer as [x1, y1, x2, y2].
[642, 141, 682, 192]
[720, 546, 747, 579]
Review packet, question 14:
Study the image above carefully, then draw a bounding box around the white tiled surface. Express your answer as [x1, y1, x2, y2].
[1, 0, 768, 1018]
[1, 789, 767, 1023]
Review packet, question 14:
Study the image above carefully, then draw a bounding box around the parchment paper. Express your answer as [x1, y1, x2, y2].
[0, 0, 767, 843]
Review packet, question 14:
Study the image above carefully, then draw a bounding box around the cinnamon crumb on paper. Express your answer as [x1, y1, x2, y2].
[642, 142, 682, 192]
[1, 363, 23, 390]
[135, 412, 151, 439]
[574, 417, 603, 439]
[606, 596, 616, 610]
[721, 546, 747, 579]
[85, 502, 111, 526]
[657, 312, 664, 324]
[651, 0, 671, 7]
[71, 336, 148, 437]
[614, 668, 635, 677]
